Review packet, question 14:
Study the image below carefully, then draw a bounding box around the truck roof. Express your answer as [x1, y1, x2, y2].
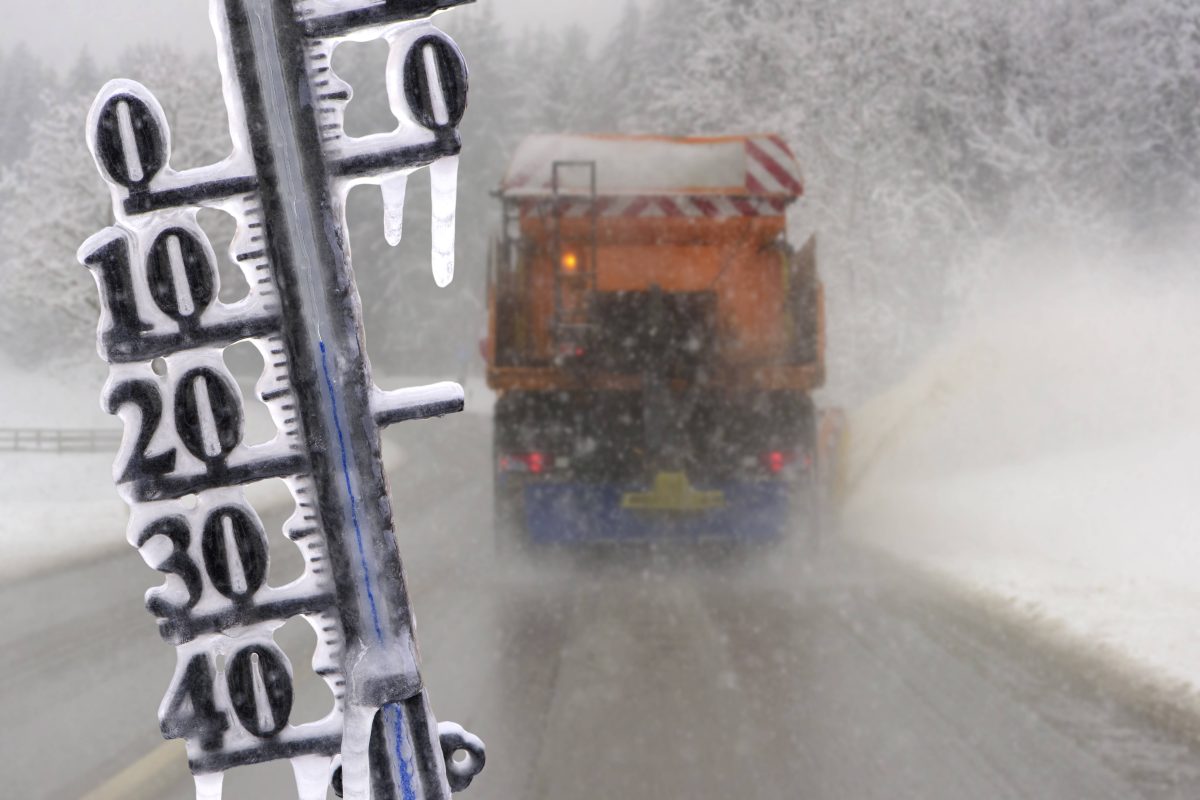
[500, 134, 804, 210]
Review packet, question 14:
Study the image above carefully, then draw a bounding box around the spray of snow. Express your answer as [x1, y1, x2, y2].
[840, 238, 1200, 694]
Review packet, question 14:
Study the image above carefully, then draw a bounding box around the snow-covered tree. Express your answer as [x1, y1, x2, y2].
[6, 3, 1200, 387]
[0, 45, 56, 167]
[580, 0, 1200, 398]
[0, 46, 228, 367]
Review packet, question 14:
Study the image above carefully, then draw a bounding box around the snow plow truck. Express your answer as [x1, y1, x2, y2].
[484, 134, 834, 548]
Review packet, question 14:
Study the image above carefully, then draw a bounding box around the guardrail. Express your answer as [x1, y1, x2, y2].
[0, 428, 123, 453]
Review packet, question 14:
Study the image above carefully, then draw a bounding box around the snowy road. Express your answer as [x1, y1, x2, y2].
[4, 415, 1200, 799]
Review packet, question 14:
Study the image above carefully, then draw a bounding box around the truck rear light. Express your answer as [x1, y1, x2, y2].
[760, 450, 811, 474]
[499, 451, 547, 474]
[763, 450, 787, 474]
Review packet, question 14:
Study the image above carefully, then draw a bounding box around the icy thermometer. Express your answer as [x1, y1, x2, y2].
[77, 1, 483, 797]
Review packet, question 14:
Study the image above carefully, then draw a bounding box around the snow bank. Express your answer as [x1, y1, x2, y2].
[841, 243, 1200, 697]
[0, 359, 122, 580]
[1, 452, 129, 581]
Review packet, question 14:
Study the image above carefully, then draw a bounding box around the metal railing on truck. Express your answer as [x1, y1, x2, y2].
[0, 428, 123, 453]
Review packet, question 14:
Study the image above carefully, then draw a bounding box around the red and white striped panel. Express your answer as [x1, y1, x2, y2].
[502, 134, 804, 201]
[744, 136, 804, 197]
[518, 195, 792, 219]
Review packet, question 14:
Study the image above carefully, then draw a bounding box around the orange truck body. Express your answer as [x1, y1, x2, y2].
[486, 134, 825, 395]
[485, 134, 827, 545]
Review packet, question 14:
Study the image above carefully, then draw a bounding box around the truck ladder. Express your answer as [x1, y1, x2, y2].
[549, 160, 599, 358]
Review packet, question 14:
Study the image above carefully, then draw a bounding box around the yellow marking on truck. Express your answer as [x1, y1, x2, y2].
[622, 472, 726, 512]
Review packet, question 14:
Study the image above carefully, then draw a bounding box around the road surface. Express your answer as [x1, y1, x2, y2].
[4, 414, 1200, 798]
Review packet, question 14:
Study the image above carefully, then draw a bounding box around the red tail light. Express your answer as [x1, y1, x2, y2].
[499, 452, 547, 474]
[759, 450, 810, 474]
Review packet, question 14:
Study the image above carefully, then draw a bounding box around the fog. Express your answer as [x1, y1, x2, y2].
[3, 1, 1200, 797]
[0, 0, 630, 70]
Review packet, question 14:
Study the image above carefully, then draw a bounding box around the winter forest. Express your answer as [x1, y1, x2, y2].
[2, 0, 1198, 400]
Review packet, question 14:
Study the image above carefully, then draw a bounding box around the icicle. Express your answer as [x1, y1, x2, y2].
[291, 754, 334, 800]
[429, 155, 459, 288]
[340, 702, 377, 800]
[194, 771, 224, 800]
[381, 173, 408, 247]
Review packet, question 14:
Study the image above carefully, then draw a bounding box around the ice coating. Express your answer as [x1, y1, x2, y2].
[382, 172, 409, 246]
[381, 23, 467, 288]
[77, 0, 482, 798]
[437, 721, 486, 792]
[194, 772, 224, 800]
[381, 157, 461, 286]
[340, 703, 376, 800]
[430, 156, 459, 287]
[291, 754, 334, 800]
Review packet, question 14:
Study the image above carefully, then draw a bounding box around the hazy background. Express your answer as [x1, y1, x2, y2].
[4, 3, 1200, 797]
[0, 0, 632, 68]
[7, 0, 1199, 405]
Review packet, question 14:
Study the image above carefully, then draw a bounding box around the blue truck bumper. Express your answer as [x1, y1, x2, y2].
[521, 481, 791, 544]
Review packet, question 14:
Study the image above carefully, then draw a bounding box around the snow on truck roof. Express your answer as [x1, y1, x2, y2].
[501, 134, 804, 218]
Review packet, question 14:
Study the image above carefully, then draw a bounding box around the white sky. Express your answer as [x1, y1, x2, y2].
[0, 0, 628, 71]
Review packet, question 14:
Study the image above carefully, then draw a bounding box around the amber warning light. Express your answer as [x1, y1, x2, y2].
[561, 251, 579, 272]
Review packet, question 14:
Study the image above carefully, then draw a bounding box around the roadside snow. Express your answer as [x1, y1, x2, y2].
[0, 361, 486, 581]
[1, 452, 129, 580]
[0, 360, 122, 580]
[841, 249, 1200, 699]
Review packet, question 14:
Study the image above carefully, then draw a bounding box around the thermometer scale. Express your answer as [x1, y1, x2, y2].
[79, 1, 483, 797]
